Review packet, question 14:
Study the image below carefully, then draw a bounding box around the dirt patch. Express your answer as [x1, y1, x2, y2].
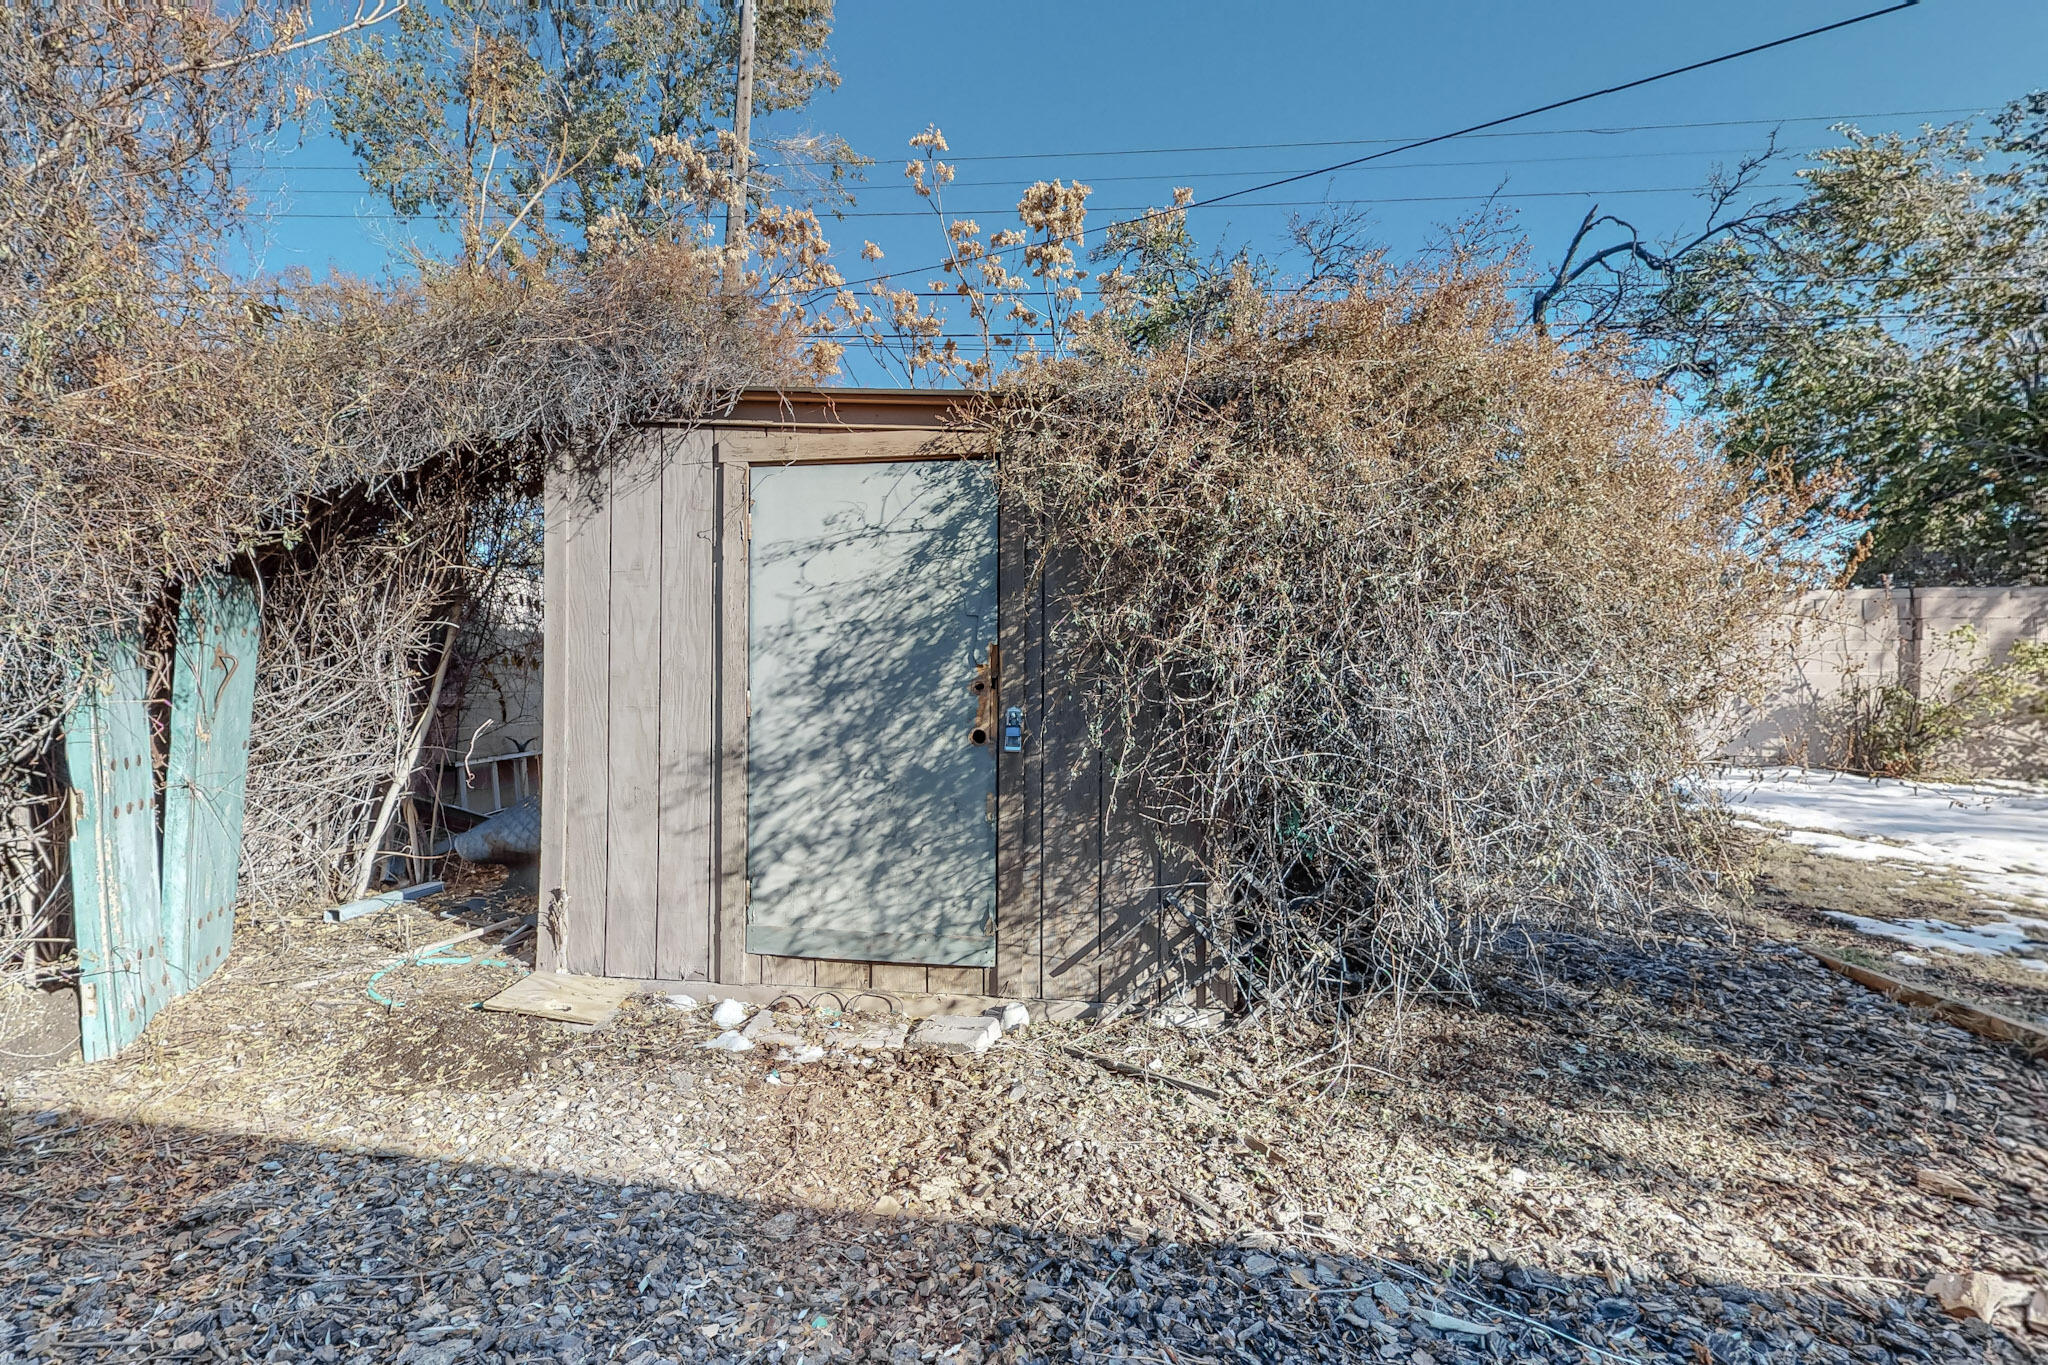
[350, 999, 556, 1095]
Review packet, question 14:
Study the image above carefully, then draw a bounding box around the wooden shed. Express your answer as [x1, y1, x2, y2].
[536, 388, 1213, 1014]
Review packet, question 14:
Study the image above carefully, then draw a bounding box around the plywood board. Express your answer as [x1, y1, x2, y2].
[927, 965, 991, 996]
[480, 970, 638, 1027]
[813, 959, 871, 991]
[870, 963, 931, 994]
[758, 955, 818, 987]
[744, 460, 998, 968]
[994, 506, 1042, 998]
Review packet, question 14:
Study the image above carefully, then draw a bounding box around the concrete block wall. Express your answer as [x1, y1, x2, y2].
[1719, 587, 2048, 778]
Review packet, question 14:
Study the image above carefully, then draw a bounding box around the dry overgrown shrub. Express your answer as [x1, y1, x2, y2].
[987, 255, 1799, 1020]
[2, 4, 844, 962]
[2, 245, 796, 650]
[0, 243, 809, 920]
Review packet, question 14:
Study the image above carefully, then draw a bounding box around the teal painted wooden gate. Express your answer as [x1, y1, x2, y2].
[65, 637, 169, 1062]
[65, 573, 261, 1061]
[162, 575, 261, 995]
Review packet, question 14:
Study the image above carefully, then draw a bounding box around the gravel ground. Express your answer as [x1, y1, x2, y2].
[3, 869, 2047, 1363]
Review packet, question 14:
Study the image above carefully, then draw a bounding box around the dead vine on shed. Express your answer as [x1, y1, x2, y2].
[1, 244, 815, 950]
[987, 252, 1811, 1023]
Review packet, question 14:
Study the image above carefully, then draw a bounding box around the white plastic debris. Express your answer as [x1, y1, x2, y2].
[788, 1044, 827, 1065]
[987, 1002, 1031, 1033]
[665, 994, 699, 1011]
[699, 1029, 754, 1052]
[710, 998, 750, 1030]
[1151, 1005, 1225, 1032]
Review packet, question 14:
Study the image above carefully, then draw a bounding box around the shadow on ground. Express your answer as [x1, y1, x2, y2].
[0, 1106, 2026, 1365]
[1383, 920, 2048, 1255]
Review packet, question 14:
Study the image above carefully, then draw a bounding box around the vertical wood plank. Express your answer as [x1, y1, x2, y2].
[603, 440, 662, 978]
[656, 429, 717, 982]
[714, 447, 752, 984]
[65, 638, 167, 1061]
[538, 471, 570, 972]
[1039, 549, 1101, 1002]
[558, 469, 612, 976]
[1099, 751, 1160, 1004]
[161, 574, 260, 996]
[994, 505, 1042, 999]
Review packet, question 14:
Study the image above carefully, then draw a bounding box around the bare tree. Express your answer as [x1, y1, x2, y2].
[1527, 135, 1788, 353]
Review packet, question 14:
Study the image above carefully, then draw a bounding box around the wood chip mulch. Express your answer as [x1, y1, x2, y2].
[3, 870, 2047, 1363]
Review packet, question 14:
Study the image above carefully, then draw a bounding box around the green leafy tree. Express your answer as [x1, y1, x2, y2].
[1650, 97, 2048, 584]
[328, 0, 849, 267]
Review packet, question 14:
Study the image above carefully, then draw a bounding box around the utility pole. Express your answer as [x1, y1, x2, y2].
[724, 0, 756, 290]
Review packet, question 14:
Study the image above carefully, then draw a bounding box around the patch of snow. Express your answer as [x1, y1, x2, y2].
[1819, 911, 2048, 969]
[1708, 766, 2048, 908]
[1777, 827, 1945, 866]
[1707, 766, 2048, 965]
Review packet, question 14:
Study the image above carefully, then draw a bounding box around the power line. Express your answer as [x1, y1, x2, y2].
[811, 0, 1923, 298]
[824, 105, 1981, 166]
[251, 143, 1859, 199]
[223, 104, 1983, 178]
[243, 185, 1804, 222]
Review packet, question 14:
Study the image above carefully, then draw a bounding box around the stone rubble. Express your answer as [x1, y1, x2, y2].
[905, 1015, 1001, 1057]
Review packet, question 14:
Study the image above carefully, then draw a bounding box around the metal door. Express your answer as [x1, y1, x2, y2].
[746, 460, 998, 967]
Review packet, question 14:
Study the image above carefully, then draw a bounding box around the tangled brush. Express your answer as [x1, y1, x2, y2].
[0, 243, 808, 950]
[988, 256, 1796, 1019]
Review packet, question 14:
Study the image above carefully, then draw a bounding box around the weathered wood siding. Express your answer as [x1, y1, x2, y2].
[540, 404, 1206, 1005]
[540, 428, 719, 980]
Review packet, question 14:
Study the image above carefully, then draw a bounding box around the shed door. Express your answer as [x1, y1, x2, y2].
[746, 459, 998, 967]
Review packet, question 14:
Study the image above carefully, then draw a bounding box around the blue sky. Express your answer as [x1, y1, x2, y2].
[250, 0, 2046, 378]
